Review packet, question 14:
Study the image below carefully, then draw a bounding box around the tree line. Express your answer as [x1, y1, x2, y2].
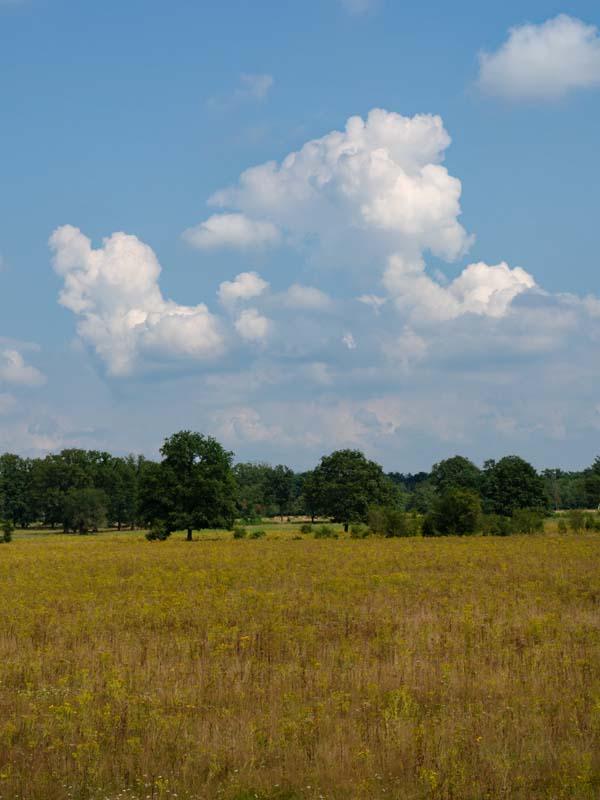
[0, 430, 599, 538]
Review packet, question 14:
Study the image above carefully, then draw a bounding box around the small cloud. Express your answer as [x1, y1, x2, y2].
[283, 284, 332, 311]
[478, 14, 600, 101]
[207, 73, 274, 111]
[358, 294, 386, 313]
[342, 332, 357, 350]
[235, 73, 274, 102]
[183, 213, 280, 251]
[0, 349, 45, 387]
[235, 308, 272, 342]
[218, 272, 269, 309]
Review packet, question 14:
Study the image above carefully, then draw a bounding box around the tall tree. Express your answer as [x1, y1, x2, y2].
[267, 465, 295, 520]
[152, 431, 236, 541]
[482, 456, 547, 516]
[0, 454, 34, 528]
[430, 456, 481, 494]
[313, 449, 395, 531]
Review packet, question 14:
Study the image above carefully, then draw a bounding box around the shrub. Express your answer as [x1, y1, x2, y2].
[145, 522, 171, 541]
[367, 506, 417, 537]
[299, 523, 312, 534]
[0, 519, 13, 543]
[584, 513, 600, 531]
[423, 489, 481, 537]
[481, 514, 512, 537]
[248, 529, 266, 539]
[557, 517, 568, 535]
[233, 527, 248, 539]
[350, 523, 370, 539]
[511, 509, 545, 535]
[314, 525, 338, 539]
[567, 509, 585, 533]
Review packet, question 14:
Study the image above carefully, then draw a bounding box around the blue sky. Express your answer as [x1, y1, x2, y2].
[1, 0, 599, 470]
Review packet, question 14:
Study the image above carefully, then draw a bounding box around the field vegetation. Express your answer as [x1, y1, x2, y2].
[1, 527, 599, 800]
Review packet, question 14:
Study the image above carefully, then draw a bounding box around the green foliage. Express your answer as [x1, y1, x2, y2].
[312, 449, 395, 529]
[367, 506, 417, 537]
[267, 465, 295, 518]
[0, 519, 13, 543]
[584, 513, 600, 531]
[299, 523, 312, 534]
[557, 517, 568, 535]
[510, 508, 545, 535]
[233, 462, 274, 519]
[62, 488, 108, 534]
[145, 521, 171, 541]
[233, 527, 248, 539]
[482, 456, 547, 516]
[0, 454, 35, 529]
[314, 525, 338, 539]
[299, 469, 323, 521]
[423, 488, 481, 537]
[157, 431, 237, 541]
[406, 481, 437, 513]
[349, 523, 370, 539]
[430, 455, 481, 494]
[567, 509, 585, 533]
[481, 513, 512, 537]
[248, 529, 266, 539]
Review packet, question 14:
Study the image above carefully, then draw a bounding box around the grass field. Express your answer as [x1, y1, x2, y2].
[0, 529, 599, 800]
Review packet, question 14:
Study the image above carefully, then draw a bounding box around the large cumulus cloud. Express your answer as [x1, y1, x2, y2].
[188, 109, 534, 320]
[50, 226, 226, 376]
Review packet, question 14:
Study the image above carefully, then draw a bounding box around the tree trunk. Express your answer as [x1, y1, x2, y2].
[186, 528, 193, 542]
[344, 522, 349, 533]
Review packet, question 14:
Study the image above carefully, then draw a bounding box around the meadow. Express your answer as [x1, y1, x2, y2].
[0, 528, 599, 800]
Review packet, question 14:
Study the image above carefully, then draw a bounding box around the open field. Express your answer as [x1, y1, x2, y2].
[1, 531, 599, 800]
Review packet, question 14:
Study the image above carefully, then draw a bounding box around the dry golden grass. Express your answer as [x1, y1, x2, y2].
[0, 531, 599, 800]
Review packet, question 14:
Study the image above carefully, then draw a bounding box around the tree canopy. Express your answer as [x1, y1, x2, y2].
[312, 449, 396, 530]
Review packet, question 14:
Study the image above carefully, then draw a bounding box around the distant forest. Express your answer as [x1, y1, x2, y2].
[0, 431, 598, 535]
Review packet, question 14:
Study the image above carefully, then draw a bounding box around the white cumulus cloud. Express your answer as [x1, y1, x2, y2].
[194, 109, 471, 267]
[183, 213, 280, 250]
[218, 271, 269, 309]
[479, 15, 600, 100]
[0, 348, 46, 386]
[234, 308, 271, 342]
[49, 225, 225, 376]
[383, 255, 535, 321]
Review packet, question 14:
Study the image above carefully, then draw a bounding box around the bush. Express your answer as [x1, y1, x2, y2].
[299, 523, 312, 534]
[510, 509, 545, 535]
[350, 523, 370, 539]
[584, 513, 600, 531]
[367, 506, 418, 537]
[0, 519, 13, 543]
[481, 514, 512, 537]
[557, 517, 568, 535]
[248, 529, 266, 539]
[567, 509, 585, 533]
[145, 522, 171, 541]
[423, 489, 481, 537]
[314, 525, 338, 539]
[233, 527, 248, 539]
